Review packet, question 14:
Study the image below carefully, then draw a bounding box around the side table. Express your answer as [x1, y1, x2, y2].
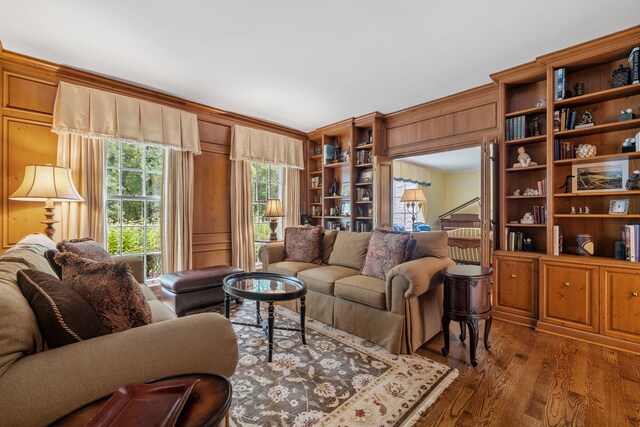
[441, 265, 492, 367]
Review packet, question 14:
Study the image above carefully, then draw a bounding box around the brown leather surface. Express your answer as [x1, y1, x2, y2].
[160, 265, 243, 294]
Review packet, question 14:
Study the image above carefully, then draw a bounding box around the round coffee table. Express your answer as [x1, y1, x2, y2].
[223, 272, 307, 362]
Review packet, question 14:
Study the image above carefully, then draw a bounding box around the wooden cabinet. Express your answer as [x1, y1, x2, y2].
[600, 265, 640, 344]
[492, 251, 539, 326]
[540, 259, 598, 332]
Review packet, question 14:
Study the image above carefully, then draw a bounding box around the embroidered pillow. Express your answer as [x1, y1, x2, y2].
[284, 226, 323, 264]
[54, 251, 152, 333]
[361, 229, 414, 280]
[16, 269, 109, 348]
[57, 238, 112, 263]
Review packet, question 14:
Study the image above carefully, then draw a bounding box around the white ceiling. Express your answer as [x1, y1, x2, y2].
[1, 1, 638, 132]
[402, 146, 481, 172]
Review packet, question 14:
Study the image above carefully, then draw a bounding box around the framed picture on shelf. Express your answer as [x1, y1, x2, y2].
[608, 199, 629, 214]
[339, 201, 351, 216]
[359, 168, 373, 182]
[341, 182, 350, 197]
[572, 160, 628, 192]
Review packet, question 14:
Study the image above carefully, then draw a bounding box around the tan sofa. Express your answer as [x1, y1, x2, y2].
[0, 233, 239, 427]
[259, 230, 455, 354]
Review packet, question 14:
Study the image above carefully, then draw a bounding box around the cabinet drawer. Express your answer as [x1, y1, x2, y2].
[493, 255, 537, 318]
[541, 261, 598, 332]
[600, 267, 640, 343]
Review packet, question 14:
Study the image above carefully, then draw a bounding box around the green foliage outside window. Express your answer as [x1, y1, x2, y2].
[251, 163, 282, 261]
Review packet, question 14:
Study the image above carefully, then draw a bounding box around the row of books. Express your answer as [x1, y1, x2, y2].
[537, 179, 547, 196]
[630, 47, 639, 85]
[355, 149, 372, 165]
[554, 139, 576, 160]
[505, 115, 527, 141]
[532, 205, 547, 224]
[553, 108, 584, 131]
[504, 230, 531, 251]
[624, 224, 640, 262]
[355, 221, 372, 232]
[554, 68, 566, 101]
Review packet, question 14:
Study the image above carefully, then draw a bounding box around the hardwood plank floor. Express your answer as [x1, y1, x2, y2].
[415, 319, 640, 427]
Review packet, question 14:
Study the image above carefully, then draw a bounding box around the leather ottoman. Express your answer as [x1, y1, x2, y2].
[160, 265, 243, 317]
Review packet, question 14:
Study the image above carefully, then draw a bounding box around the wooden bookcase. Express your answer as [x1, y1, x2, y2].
[491, 25, 640, 353]
[305, 113, 388, 231]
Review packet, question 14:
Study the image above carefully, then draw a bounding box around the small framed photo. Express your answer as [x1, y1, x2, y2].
[341, 182, 350, 197]
[339, 201, 351, 216]
[359, 168, 373, 183]
[609, 199, 629, 214]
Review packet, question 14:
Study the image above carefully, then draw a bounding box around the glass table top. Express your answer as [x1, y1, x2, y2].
[223, 272, 306, 301]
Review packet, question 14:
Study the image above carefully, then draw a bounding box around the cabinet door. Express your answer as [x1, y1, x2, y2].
[541, 261, 598, 332]
[493, 255, 537, 319]
[600, 266, 640, 343]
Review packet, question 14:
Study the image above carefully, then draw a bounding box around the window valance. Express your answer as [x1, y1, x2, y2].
[393, 160, 431, 186]
[231, 125, 304, 169]
[52, 82, 201, 154]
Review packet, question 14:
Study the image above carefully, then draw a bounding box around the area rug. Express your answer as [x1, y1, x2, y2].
[210, 302, 458, 427]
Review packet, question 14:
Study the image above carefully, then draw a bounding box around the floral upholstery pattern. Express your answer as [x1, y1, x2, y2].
[57, 238, 112, 263]
[54, 251, 151, 333]
[284, 226, 323, 264]
[361, 229, 414, 280]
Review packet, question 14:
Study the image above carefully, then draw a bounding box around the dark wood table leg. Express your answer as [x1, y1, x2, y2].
[441, 313, 451, 356]
[459, 321, 467, 341]
[469, 318, 479, 367]
[224, 293, 230, 319]
[300, 296, 307, 345]
[256, 301, 261, 324]
[267, 302, 275, 362]
[484, 316, 492, 350]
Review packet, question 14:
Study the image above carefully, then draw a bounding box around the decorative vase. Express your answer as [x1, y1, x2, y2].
[576, 233, 594, 256]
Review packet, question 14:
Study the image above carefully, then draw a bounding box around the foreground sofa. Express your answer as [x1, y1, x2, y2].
[0, 233, 239, 427]
[259, 230, 455, 354]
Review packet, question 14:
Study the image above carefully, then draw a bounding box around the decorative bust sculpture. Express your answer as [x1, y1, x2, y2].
[513, 147, 538, 168]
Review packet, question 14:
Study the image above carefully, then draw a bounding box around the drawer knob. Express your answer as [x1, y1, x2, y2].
[563, 282, 570, 287]
[632, 292, 639, 297]
[511, 274, 517, 278]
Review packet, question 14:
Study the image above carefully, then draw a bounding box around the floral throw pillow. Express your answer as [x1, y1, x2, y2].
[57, 238, 112, 263]
[284, 226, 324, 264]
[54, 251, 152, 333]
[361, 229, 415, 280]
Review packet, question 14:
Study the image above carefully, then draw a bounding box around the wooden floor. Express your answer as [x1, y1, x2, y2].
[415, 319, 640, 427]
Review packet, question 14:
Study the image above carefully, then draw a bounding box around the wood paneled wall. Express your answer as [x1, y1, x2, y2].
[0, 44, 305, 267]
[382, 84, 499, 157]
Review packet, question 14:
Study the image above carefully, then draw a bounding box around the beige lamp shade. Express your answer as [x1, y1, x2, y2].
[400, 189, 426, 203]
[264, 198, 285, 217]
[9, 164, 84, 202]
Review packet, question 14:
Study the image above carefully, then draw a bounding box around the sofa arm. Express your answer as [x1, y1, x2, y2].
[258, 242, 285, 271]
[113, 254, 145, 283]
[0, 313, 238, 427]
[386, 257, 455, 312]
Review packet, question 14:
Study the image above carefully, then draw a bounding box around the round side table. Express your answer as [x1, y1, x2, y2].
[440, 265, 493, 367]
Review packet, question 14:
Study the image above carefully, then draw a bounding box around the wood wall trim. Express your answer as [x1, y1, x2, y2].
[490, 61, 547, 84]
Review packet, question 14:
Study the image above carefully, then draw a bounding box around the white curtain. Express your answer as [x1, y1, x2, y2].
[231, 160, 255, 271]
[56, 134, 105, 243]
[161, 150, 194, 272]
[282, 168, 301, 230]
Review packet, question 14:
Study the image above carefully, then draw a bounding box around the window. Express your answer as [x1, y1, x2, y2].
[106, 141, 164, 282]
[251, 163, 283, 261]
[393, 179, 420, 231]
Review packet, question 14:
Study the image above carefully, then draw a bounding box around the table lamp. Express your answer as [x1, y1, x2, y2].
[400, 189, 426, 231]
[9, 164, 84, 240]
[264, 198, 285, 240]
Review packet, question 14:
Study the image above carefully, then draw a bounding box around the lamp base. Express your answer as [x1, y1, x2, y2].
[269, 218, 279, 241]
[42, 202, 57, 240]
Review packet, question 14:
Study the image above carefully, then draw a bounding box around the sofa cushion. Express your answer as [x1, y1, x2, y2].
[57, 237, 112, 263]
[298, 265, 360, 296]
[268, 261, 320, 277]
[328, 231, 371, 270]
[361, 229, 414, 280]
[284, 225, 324, 264]
[322, 230, 338, 264]
[54, 251, 152, 333]
[412, 231, 448, 259]
[0, 248, 58, 278]
[16, 269, 109, 348]
[334, 274, 386, 310]
[0, 261, 44, 377]
[148, 299, 177, 322]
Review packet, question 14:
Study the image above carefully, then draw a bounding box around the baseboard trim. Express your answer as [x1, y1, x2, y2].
[536, 321, 640, 355]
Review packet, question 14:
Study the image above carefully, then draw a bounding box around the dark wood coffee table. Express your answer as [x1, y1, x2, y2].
[51, 374, 231, 427]
[223, 271, 307, 362]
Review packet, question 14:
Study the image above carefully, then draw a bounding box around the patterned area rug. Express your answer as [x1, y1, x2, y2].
[210, 302, 458, 426]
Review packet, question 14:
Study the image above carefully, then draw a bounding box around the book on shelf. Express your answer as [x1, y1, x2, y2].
[506, 230, 526, 251]
[574, 122, 595, 129]
[554, 68, 566, 101]
[537, 179, 546, 195]
[553, 225, 561, 256]
[323, 144, 335, 165]
[624, 224, 639, 262]
[553, 111, 561, 132]
[505, 115, 529, 140]
[554, 139, 575, 160]
[630, 46, 639, 85]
